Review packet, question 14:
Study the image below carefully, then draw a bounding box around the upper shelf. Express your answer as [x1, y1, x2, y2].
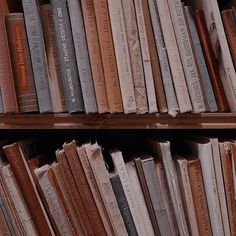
[0, 113, 235, 129]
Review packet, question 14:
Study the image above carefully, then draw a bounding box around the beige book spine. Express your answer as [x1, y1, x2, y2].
[155, 0, 192, 113]
[1, 164, 38, 236]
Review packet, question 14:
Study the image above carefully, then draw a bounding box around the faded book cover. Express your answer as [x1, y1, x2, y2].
[6, 13, 39, 113]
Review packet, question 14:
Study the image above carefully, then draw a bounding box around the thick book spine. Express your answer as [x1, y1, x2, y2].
[121, 0, 148, 114]
[107, 0, 137, 114]
[155, 0, 192, 113]
[56, 149, 94, 236]
[133, 0, 158, 113]
[110, 174, 138, 236]
[50, 0, 84, 113]
[63, 141, 106, 235]
[81, 0, 109, 114]
[40, 4, 67, 113]
[3, 143, 55, 235]
[67, 0, 98, 114]
[184, 6, 218, 112]
[93, 0, 123, 113]
[22, 0, 53, 113]
[195, 9, 229, 112]
[0, 2, 18, 113]
[6, 13, 39, 113]
[147, 0, 179, 115]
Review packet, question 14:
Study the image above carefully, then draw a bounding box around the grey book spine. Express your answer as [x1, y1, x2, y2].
[184, 6, 218, 112]
[67, 0, 98, 113]
[110, 174, 138, 236]
[22, 0, 53, 113]
[148, 0, 179, 115]
[50, 0, 84, 113]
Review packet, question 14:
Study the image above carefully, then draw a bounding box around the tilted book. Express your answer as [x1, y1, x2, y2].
[22, 0, 53, 113]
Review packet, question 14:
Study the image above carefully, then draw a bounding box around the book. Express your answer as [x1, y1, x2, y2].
[67, 0, 98, 114]
[40, 4, 67, 113]
[147, 0, 179, 115]
[81, 0, 109, 114]
[184, 6, 218, 112]
[155, 0, 192, 113]
[133, 0, 158, 113]
[107, 0, 136, 114]
[110, 174, 138, 235]
[6, 13, 39, 114]
[50, 0, 84, 113]
[93, 0, 123, 113]
[22, 0, 53, 113]
[0, 204, 11, 236]
[0, 1, 18, 113]
[121, 0, 148, 114]
[194, 9, 229, 112]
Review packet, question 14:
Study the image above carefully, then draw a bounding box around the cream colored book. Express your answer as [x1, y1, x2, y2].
[155, 0, 192, 113]
[107, 0, 136, 114]
[190, 0, 236, 111]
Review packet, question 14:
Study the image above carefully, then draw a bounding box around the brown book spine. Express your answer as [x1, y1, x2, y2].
[3, 143, 54, 236]
[56, 149, 94, 236]
[81, 0, 109, 114]
[0, 2, 18, 113]
[0, 207, 11, 236]
[63, 141, 106, 236]
[188, 159, 212, 236]
[222, 9, 236, 68]
[93, 0, 123, 113]
[141, 0, 167, 113]
[195, 9, 229, 112]
[77, 145, 115, 236]
[6, 13, 39, 113]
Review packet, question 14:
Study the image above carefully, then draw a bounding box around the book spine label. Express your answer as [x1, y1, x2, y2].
[93, 0, 123, 113]
[6, 13, 39, 113]
[67, 0, 98, 114]
[147, 0, 179, 114]
[121, 0, 148, 114]
[22, 0, 53, 113]
[40, 4, 67, 113]
[50, 0, 84, 113]
[81, 0, 109, 113]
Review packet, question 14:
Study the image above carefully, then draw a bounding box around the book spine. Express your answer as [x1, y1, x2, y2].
[6, 13, 39, 113]
[0, 2, 18, 113]
[0, 206, 12, 236]
[22, 0, 53, 113]
[195, 9, 229, 112]
[121, 0, 148, 114]
[67, 0, 98, 114]
[107, 0, 137, 114]
[50, 0, 84, 113]
[133, 0, 158, 113]
[86, 143, 128, 235]
[188, 159, 213, 236]
[155, 0, 192, 113]
[3, 143, 55, 235]
[147, 0, 179, 115]
[35, 165, 73, 236]
[81, 0, 109, 114]
[110, 174, 138, 235]
[77, 145, 115, 236]
[56, 149, 94, 236]
[63, 142, 106, 235]
[184, 6, 218, 112]
[93, 0, 123, 113]
[167, 0, 207, 113]
[40, 4, 67, 113]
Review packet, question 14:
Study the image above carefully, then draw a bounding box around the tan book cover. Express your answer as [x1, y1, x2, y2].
[93, 0, 123, 113]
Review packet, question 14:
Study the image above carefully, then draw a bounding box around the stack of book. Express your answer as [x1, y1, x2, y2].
[0, 134, 235, 235]
[0, 0, 236, 115]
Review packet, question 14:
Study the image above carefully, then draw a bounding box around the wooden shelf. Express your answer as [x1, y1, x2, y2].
[0, 113, 235, 129]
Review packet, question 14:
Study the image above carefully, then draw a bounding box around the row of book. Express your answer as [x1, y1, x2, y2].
[0, 134, 235, 235]
[1, 0, 236, 115]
